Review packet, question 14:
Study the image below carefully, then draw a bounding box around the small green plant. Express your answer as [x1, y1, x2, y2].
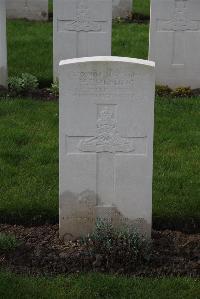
[114, 16, 123, 23]
[156, 85, 172, 97]
[80, 219, 152, 271]
[49, 80, 59, 97]
[8, 73, 39, 95]
[0, 233, 20, 252]
[8, 76, 23, 94]
[171, 86, 193, 98]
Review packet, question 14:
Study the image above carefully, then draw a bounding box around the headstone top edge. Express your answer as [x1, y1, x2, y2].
[59, 56, 155, 68]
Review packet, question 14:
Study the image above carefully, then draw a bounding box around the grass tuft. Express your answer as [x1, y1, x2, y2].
[0, 272, 199, 299]
[0, 233, 20, 252]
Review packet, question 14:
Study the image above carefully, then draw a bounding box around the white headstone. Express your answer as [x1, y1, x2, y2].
[112, 0, 132, 18]
[0, 0, 7, 88]
[149, 0, 200, 88]
[59, 56, 155, 241]
[6, 0, 48, 21]
[53, 0, 112, 80]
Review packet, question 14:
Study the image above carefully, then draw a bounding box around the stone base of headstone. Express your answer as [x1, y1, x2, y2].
[112, 0, 132, 18]
[6, 0, 48, 21]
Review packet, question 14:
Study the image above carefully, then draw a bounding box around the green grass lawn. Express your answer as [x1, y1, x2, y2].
[0, 97, 199, 227]
[4, 11, 200, 228]
[134, 0, 150, 16]
[7, 20, 53, 87]
[7, 20, 149, 87]
[1, 5, 199, 296]
[0, 272, 199, 299]
[2, 8, 200, 297]
[49, 0, 53, 14]
[0, 99, 58, 223]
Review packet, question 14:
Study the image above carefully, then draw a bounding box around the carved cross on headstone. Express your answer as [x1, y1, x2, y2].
[57, 1, 106, 57]
[157, 0, 200, 65]
[66, 104, 147, 206]
[24, 0, 28, 8]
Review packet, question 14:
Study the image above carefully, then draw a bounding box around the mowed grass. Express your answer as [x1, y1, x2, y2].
[134, 0, 150, 16]
[153, 98, 200, 228]
[49, 0, 53, 14]
[0, 99, 58, 223]
[7, 20, 53, 87]
[112, 23, 149, 59]
[0, 98, 199, 226]
[0, 272, 199, 299]
[7, 20, 149, 86]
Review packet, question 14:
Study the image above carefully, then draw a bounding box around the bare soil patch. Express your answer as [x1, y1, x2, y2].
[0, 87, 58, 101]
[0, 224, 199, 277]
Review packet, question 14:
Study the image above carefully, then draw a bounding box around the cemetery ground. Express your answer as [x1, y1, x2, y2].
[0, 6, 200, 299]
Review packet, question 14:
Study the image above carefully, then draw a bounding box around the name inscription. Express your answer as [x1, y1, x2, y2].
[69, 69, 135, 96]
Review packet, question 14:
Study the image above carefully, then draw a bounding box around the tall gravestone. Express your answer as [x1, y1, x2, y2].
[149, 0, 200, 88]
[6, 0, 48, 21]
[0, 0, 7, 88]
[112, 0, 132, 18]
[53, 0, 112, 80]
[59, 56, 155, 241]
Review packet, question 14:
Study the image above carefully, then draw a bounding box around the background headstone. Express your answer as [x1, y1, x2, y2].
[112, 0, 132, 18]
[149, 0, 200, 88]
[53, 0, 112, 80]
[59, 56, 155, 241]
[0, 0, 7, 88]
[6, 0, 48, 21]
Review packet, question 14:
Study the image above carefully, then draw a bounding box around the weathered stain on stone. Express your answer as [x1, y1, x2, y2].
[41, 11, 47, 18]
[60, 190, 151, 241]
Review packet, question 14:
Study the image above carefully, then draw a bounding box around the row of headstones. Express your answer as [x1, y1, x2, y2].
[57, 1, 154, 240]
[55, 0, 200, 89]
[54, 0, 200, 89]
[1, 0, 200, 89]
[55, 0, 151, 241]
[47, 0, 200, 240]
[0, 0, 132, 87]
[1, 0, 199, 240]
[5, 0, 132, 21]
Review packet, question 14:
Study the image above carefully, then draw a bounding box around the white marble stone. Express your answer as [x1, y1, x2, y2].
[149, 0, 200, 88]
[59, 56, 155, 241]
[53, 0, 112, 80]
[6, 0, 48, 21]
[0, 0, 7, 88]
[112, 0, 132, 18]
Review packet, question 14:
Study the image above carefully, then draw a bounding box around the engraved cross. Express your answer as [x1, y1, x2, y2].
[57, 1, 106, 57]
[66, 104, 147, 206]
[24, 0, 28, 9]
[157, 0, 200, 65]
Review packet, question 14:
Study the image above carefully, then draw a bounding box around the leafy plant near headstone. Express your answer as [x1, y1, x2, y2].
[156, 85, 193, 98]
[48, 80, 59, 97]
[171, 87, 193, 98]
[8, 73, 39, 96]
[0, 233, 21, 252]
[80, 220, 152, 271]
[156, 85, 173, 97]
